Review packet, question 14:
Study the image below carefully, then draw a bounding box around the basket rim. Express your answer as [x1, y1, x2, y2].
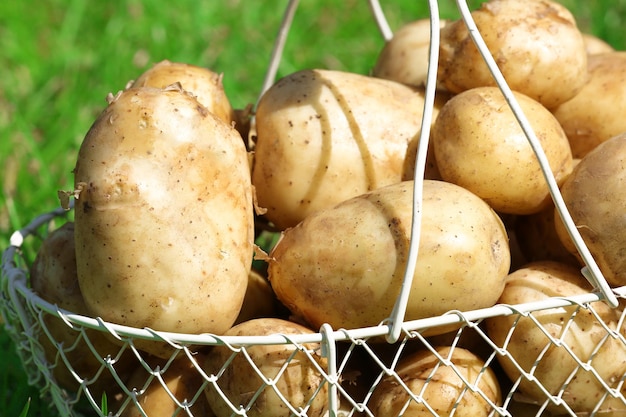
[2, 205, 623, 348]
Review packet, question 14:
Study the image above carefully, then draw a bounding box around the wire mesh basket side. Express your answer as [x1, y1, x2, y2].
[2, 1, 625, 416]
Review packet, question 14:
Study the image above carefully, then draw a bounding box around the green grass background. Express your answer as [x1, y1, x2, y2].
[1, 0, 625, 415]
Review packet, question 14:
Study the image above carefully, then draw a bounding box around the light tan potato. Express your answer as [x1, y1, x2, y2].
[582, 33, 615, 55]
[30, 222, 134, 403]
[372, 18, 448, 88]
[73, 85, 254, 357]
[368, 346, 502, 416]
[552, 52, 626, 158]
[432, 86, 573, 215]
[554, 132, 626, 287]
[485, 261, 626, 414]
[514, 203, 581, 267]
[401, 90, 453, 182]
[252, 69, 427, 230]
[268, 180, 510, 332]
[233, 269, 280, 325]
[122, 353, 213, 417]
[203, 318, 328, 417]
[132, 59, 235, 125]
[438, 0, 588, 109]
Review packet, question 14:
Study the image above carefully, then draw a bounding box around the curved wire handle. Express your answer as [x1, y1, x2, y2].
[384, 0, 441, 344]
[368, 0, 393, 41]
[453, 0, 617, 308]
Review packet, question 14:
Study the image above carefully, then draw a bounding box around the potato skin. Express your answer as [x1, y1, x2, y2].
[203, 318, 328, 417]
[268, 180, 510, 331]
[438, 0, 588, 109]
[432, 86, 573, 215]
[30, 222, 133, 401]
[132, 59, 235, 125]
[73, 86, 254, 352]
[369, 346, 502, 417]
[485, 261, 626, 414]
[122, 353, 213, 417]
[252, 69, 426, 230]
[554, 132, 626, 287]
[552, 52, 626, 158]
[373, 18, 448, 88]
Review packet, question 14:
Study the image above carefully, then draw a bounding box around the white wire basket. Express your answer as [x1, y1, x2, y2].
[2, 1, 625, 416]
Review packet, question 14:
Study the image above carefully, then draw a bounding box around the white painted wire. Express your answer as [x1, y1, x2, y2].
[368, 0, 394, 41]
[385, 0, 441, 344]
[453, 0, 617, 308]
[1, 1, 625, 416]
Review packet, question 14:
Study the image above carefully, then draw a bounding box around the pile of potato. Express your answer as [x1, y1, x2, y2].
[30, 0, 626, 415]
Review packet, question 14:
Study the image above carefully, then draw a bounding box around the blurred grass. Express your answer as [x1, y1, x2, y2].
[0, 0, 624, 416]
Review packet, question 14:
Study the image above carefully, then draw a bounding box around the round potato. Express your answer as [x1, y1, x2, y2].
[552, 52, 626, 158]
[233, 269, 280, 325]
[30, 222, 134, 402]
[582, 33, 615, 55]
[438, 0, 588, 109]
[122, 353, 213, 417]
[485, 261, 626, 414]
[73, 85, 254, 357]
[368, 346, 502, 417]
[554, 132, 626, 287]
[432, 86, 573, 215]
[132, 59, 235, 125]
[514, 203, 581, 267]
[203, 318, 328, 417]
[268, 179, 510, 332]
[252, 69, 427, 230]
[372, 18, 448, 88]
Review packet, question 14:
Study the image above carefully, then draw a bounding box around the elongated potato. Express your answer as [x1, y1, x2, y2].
[485, 261, 626, 415]
[438, 0, 588, 109]
[554, 132, 626, 287]
[73, 85, 254, 357]
[30, 222, 134, 402]
[252, 69, 427, 230]
[369, 346, 502, 417]
[268, 180, 510, 332]
[203, 318, 328, 417]
[132, 59, 235, 125]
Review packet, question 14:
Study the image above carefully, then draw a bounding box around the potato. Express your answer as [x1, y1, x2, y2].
[30, 222, 133, 402]
[251, 69, 427, 230]
[122, 353, 213, 417]
[438, 0, 588, 109]
[268, 179, 510, 332]
[233, 269, 280, 325]
[203, 318, 328, 417]
[432, 86, 573, 215]
[132, 59, 235, 125]
[368, 346, 502, 417]
[582, 33, 615, 55]
[514, 203, 581, 267]
[554, 132, 626, 287]
[485, 261, 626, 415]
[372, 18, 448, 88]
[73, 85, 254, 357]
[552, 52, 626, 158]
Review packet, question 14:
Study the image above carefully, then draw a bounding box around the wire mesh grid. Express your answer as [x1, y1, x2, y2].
[2, 0, 624, 416]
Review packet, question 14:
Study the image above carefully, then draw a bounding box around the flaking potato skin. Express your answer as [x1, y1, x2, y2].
[132, 59, 235, 126]
[73, 86, 254, 355]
